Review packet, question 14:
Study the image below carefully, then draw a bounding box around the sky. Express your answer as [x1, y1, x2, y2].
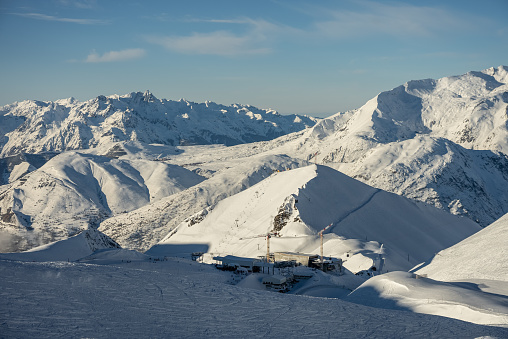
[0, 0, 507, 117]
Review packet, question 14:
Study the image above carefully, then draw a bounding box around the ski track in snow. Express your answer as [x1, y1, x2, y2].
[332, 189, 381, 230]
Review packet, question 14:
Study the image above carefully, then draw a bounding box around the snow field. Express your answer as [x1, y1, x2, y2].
[1, 257, 507, 338]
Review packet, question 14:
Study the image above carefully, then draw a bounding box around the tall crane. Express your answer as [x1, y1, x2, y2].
[319, 224, 332, 270]
[240, 224, 333, 270]
[239, 232, 279, 262]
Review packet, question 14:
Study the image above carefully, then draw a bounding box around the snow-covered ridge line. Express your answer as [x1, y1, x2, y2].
[0, 90, 318, 157]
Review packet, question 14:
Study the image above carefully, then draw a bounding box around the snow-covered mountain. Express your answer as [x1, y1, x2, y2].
[345, 210, 508, 326]
[2, 66, 507, 253]
[0, 151, 205, 251]
[151, 165, 480, 272]
[0, 152, 58, 185]
[214, 66, 508, 226]
[0, 91, 317, 157]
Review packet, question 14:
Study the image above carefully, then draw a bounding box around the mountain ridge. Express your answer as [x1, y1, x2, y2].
[0, 91, 318, 157]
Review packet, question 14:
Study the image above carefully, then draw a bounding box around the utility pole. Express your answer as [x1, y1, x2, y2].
[319, 224, 332, 270]
[239, 231, 278, 263]
[266, 234, 271, 263]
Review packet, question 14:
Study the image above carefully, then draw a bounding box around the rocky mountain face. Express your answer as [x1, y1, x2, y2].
[0, 91, 317, 157]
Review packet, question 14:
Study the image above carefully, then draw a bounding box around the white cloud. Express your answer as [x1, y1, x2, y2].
[85, 49, 146, 63]
[12, 12, 107, 25]
[145, 31, 270, 56]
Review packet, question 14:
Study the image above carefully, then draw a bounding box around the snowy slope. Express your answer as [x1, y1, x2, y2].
[1, 258, 507, 338]
[0, 228, 119, 262]
[0, 151, 204, 252]
[346, 271, 508, 326]
[0, 152, 58, 185]
[414, 212, 508, 282]
[346, 209, 508, 326]
[0, 91, 317, 157]
[152, 165, 480, 272]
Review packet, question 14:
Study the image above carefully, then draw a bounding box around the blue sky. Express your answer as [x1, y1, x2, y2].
[1, 0, 507, 117]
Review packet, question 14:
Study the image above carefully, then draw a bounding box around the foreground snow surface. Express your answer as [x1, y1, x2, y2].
[347, 272, 508, 326]
[1, 258, 507, 339]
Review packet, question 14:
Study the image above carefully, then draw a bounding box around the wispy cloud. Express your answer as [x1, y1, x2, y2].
[85, 49, 146, 63]
[145, 31, 270, 56]
[13, 12, 107, 25]
[57, 0, 97, 9]
[183, 18, 253, 25]
[314, 2, 470, 39]
[144, 17, 294, 56]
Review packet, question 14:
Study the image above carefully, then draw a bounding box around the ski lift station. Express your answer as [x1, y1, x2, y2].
[213, 255, 260, 271]
[213, 252, 342, 272]
[273, 252, 318, 266]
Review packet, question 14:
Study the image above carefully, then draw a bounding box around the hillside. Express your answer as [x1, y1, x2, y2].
[414, 212, 508, 281]
[346, 271, 508, 326]
[0, 151, 204, 251]
[0, 228, 119, 262]
[151, 165, 480, 272]
[100, 153, 306, 251]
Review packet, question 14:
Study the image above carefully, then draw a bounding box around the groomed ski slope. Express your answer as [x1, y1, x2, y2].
[1, 256, 507, 338]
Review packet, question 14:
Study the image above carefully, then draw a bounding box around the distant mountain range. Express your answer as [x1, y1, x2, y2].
[0, 90, 317, 157]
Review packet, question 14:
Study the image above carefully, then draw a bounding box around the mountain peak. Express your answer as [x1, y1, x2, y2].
[482, 65, 508, 84]
[143, 90, 156, 102]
